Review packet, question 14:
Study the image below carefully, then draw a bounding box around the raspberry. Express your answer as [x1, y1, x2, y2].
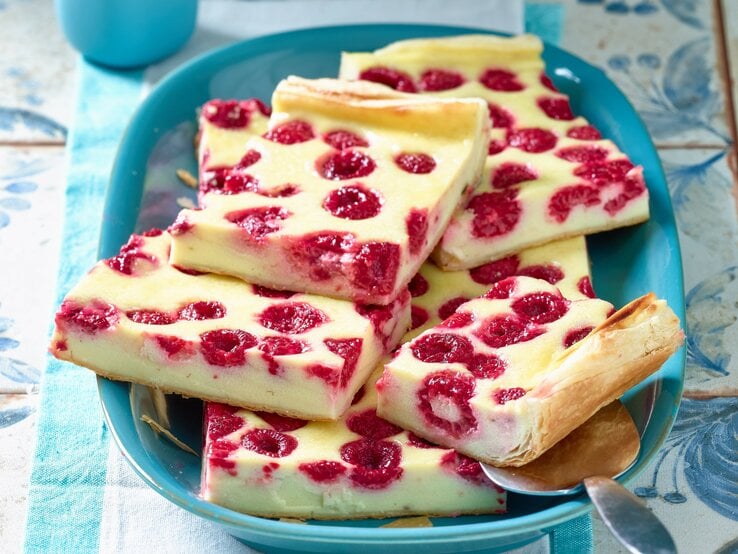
[141, 228, 163, 237]
[603, 176, 646, 215]
[199, 329, 257, 367]
[350, 241, 400, 296]
[417, 370, 477, 438]
[540, 73, 558, 91]
[408, 272, 429, 297]
[254, 411, 307, 432]
[172, 264, 205, 276]
[202, 99, 256, 129]
[355, 303, 394, 336]
[511, 292, 569, 324]
[126, 309, 175, 325]
[339, 438, 403, 490]
[475, 314, 543, 348]
[324, 337, 362, 387]
[469, 255, 520, 285]
[507, 128, 558, 153]
[518, 264, 564, 285]
[440, 451, 486, 485]
[487, 103, 515, 129]
[106, 235, 157, 275]
[567, 125, 602, 140]
[259, 302, 327, 334]
[488, 139, 507, 155]
[305, 364, 340, 386]
[418, 68, 465, 91]
[200, 168, 228, 195]
[225, 206, 290, 239]
[410, 306, 430, 330]
[299, 460, 346, 483]
[167, 216, 194, 236]
[479, 68, 524, 91]
[439, 312, 474, 329]
[492, 387, 527, 405]
[466, 353, 506, 380]
[438, 296, 470, 321]
[318, 149, 376, 180]
[548, 184, 601, 223]
[234, 149, 261, 169]
[258, 336, 308, 356]
[407, 433, 439, 449]
[359, 66, 417, 92]
[394, 153, 436, 174]
[467, 189, 521, 238]
[241, 428, 298, 458]
[56, 301, 118, 334]
[347, 408, 402, 440]
[323, 184, 383, 220]
[291, 232, 354, 281]
[205, 403, 244, 440]
[351, 385, 366, 405]
[491, 162, 538, 189]
[556, 145, 609, 163]
[323, 129, 369, 150]
[574, 159, 634, 186]
[220, 172, 260, 195]
[405, 208, 428, 255]
[177, 301, 226, 321]
[484, 277, 517, 300]
[537, 97, 574, 120]
[263, 120, 315, 144]
[154, 335, 193, 358]
[578, 276, 596, 298]
[563, 326, 595, 349]
[411, 332, 474, 365]
[251, 285, 295, 299]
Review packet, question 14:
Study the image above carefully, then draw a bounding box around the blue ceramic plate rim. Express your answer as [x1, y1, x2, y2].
[96, 23, 686, 547]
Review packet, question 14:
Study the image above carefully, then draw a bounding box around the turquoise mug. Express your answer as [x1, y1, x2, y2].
[55, 0, 198, 68]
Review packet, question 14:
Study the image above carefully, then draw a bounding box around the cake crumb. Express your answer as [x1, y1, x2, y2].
[176, 196, 197, 209]
[381, 516, 433, 528]
[176, 168, 198, 189]
[140, 414, 199, 456]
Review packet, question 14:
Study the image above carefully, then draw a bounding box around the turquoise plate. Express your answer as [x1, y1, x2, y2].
[96, 24, 685, 554]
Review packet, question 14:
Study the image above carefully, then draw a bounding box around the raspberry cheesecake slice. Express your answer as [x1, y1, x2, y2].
[378, 276, 683, 467]
[340, 34, 650, 269]
[202, 366, 505, 519]
[50, 231, 409, 420]
[170, 77, 489, 304]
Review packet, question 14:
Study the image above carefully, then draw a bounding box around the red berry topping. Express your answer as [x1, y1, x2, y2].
[172, 264, 206, 276]
[411, 332, 474, 365]
[492, 387, 527, 405]
[507, 128, 558, 153]
[548, 184, 601, 223]
[484, 277, 518, 300]
[299, 460, 346, 483]
[106, 236, 157, 275]
[395, 152, 436, 174]
[574, 159, 634, 186]
[241, 428, 298, 458]
[258, 336, 308, 356]
[291, 232, 354, 281]
[167, 216, 194, 236]
[305, 364, 340, 386]
[359, 66, 417, 92]
[225, 206, 290, 239]
[324, 337, 362, 387]
[411, 305, 430, 330]
[467, 353, 507, 380]
[251, 285, 295, 299]
[263, 120, 315, 144]
[259, 302, 327, 334]
[206, 403, 244, 440]
[518, 264, 564, 285]
[126, 309, 175, 325]
[418, 68, 465, 91]
[417, 370, 477, 438]
[467, 189, 522, 238]
[475, 314, 543, 348]
[564, 326, 595, 349]
[479, 68, 524, 91]
[438, 296, 470, 321]
[350, 241, 400, 296]
[540, 73, 558, 91]
[567, 125, 602, 140]
[578, 276, 596, 298]
[323, 130, 368, 150]
[440, 451, 486, 485]
[220, 172, 260, 195]
[487, 103, 515, 129]
[199, 329, 257, 367]
[405, 208, 428, 255]
[538, 97, 575, 120]
[351, 385, 366, 405]
[202, 99, 259, 129]
[234, 149, 261, 169]
[408, 273, 429, 297]
[488, 139, 507, 155]
[56, 301, 118, 334]
[141, 228, 163, 237]
[491, 162, 538, 189]
[318, 149, 376, 180]
[511, 292, 569, 324]
[439, 311, 475, 329]
[347, 409, 402, 440]
[603, 176, 647, 215]
[556, 145, 609, 163]
[323, 184, 383, 220]
[469, 255, 520, 285]
[355, 303, 394, 336]
[254, 411, 307, 432]
[339, 438, 403, 490]
[154, 335, 193, 358]
[407, 432, 439, 449]
[177, 301, 226, 321]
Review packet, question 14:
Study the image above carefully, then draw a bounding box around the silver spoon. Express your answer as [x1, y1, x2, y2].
[481, 401, 676, 554]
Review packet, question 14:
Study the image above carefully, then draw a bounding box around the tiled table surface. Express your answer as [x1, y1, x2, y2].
[1, 0, 737, 552]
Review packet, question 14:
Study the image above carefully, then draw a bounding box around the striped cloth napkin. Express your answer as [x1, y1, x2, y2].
[24, 2, 589, 552]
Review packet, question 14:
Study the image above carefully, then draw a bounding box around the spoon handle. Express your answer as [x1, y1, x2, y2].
[583, 476, 676, 554]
